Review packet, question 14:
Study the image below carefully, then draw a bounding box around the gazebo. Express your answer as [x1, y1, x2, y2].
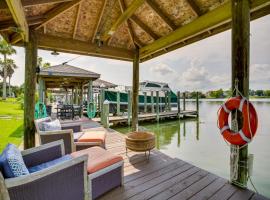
[0, 0, 270, 188]
[38, 64, 100, 105]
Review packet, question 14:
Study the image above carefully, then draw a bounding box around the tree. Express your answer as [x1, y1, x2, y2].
[209, 89, 224, 98]
[264, 90, 270, 97]
[38, 57, 51, 68]
[6, 59, 18, 96]
[0, 37, 16, 100]
[255, 90, 264, 97]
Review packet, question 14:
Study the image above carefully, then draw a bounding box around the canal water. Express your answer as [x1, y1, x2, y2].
[114, 99, 270, 198]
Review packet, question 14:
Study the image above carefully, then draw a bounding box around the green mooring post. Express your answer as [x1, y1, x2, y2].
[151, 91, 154, 113]
[156, 91, 159, 122]
[128, 90, 132, 126]
[231, 0, 250, 188]
[103, 100, 109, 128]
[144, 92, 147, 113]
[117, 91, 120, 116]
[183, 92, 186, 111]
[177, 91, 181, 118]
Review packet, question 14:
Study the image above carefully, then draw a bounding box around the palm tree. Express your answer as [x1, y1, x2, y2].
[6, 59, 18, 97]
[0, 37, 16, 100]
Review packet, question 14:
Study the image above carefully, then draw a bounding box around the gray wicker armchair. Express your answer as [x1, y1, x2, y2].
[0, 140, 89, 200]
[34, 117, 104, 154]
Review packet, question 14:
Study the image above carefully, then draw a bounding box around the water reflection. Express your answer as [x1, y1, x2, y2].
[114, 99, 270, 198]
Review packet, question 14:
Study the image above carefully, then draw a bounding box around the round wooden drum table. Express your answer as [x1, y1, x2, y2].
[125, 131, 156, 159]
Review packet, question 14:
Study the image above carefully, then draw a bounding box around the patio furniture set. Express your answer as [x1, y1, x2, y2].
[56, 104, 83, 120]
[0, 117, 124, 200]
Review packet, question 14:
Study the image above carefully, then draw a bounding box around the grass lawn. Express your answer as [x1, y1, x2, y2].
[0, 98, 23, 152]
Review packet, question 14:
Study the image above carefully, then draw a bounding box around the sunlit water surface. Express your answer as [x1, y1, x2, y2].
[114, 99, 270, 198]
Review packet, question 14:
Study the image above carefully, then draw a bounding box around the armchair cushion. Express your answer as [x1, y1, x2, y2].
[71, 147, 123, 174]
[0, 144, 29, 178]
[43, 119, 61, 131]
[77, 131, 106, 144]
[28, 155, 72, 173]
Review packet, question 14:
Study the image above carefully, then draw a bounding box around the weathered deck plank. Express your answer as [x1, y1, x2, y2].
[76, 118, 268, 200]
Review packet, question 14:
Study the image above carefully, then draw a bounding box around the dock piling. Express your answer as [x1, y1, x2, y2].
[196, 91, 199, 117]
[151, 91, 154, 113]
[183, 92, 186, 111]
[156, 91, 159, 122]
[168, 91, 171, 111]
[144, 92, 147, 113]
[117, 91, 120, 116]
[177, 91, 181, 118]
[128, 90, 132, 126]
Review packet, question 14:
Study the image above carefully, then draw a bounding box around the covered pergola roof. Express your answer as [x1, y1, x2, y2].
[39, 64, 100, 88]
[0, 0, 269, 62]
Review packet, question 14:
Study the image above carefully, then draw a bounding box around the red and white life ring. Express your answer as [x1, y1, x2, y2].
[218, 96, 258, 146]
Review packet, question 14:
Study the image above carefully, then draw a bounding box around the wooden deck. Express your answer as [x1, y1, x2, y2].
[93, 110, 198, 125]
[78, 119, 269, 200]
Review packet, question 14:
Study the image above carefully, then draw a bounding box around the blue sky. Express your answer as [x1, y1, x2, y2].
[5, 15, 270, 92]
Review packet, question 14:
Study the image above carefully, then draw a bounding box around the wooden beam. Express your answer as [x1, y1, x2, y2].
[36, 34, 134, 61]
[139, 0, 270, 59]
[92, 0, 107, 43]
[101, 0, 145, 42]
[0, 15, 44, 32]
[132, 47, 139, 131]
[35, 0, 82, 30]
[231, 0, 250, 188]
[73, 3, 81, 39]
[24, 28, 37, 149]
[130, 15, 158, 40]
[118, 0, 135, 47]
[0, 0, 72, 9]
[186, 0, 202, 16]
[23, 0, 72, 7]
[5, 0, 28, 41]
[145, 0, 176, 30]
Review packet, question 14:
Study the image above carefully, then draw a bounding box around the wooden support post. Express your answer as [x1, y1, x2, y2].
[177, 91, 181, 117]
[80, 83, 83, 105]
[196, 91, 199, 117]
[151, 91, 154, 113]
[71, 88, 74, 104]
[132, 47, 139, 131]
[128, 90, 132, 126]
[103, 100, 110, 128]
[156, 91, 159, 122]
[144, 92, 147, 113]
[183, 92, 186, 111]
[168, 91, 171, 111]
[164, 91, 167, 112]
[231, 0, 250, 188]
[117, 91, 120, 116]
[24, 28, 37, 149]
[75, 85, 78, 105]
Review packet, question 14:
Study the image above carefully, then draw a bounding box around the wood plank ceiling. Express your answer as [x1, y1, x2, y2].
[0, 0, 270, 62]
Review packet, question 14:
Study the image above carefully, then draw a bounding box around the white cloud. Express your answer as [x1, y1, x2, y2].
[174, 59, 230, 91]
[150, 63, 175, 76]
